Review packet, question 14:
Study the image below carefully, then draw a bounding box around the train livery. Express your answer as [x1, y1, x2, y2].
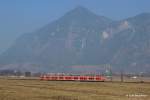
[40, 74, 106, 82]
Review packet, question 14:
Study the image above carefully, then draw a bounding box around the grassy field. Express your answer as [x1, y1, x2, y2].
[0, 78, 150, 100]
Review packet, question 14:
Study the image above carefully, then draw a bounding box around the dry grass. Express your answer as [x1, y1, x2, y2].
[0, 78, 150, 100]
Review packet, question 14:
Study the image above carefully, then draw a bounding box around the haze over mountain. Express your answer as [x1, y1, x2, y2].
[0, 6, 150, 73]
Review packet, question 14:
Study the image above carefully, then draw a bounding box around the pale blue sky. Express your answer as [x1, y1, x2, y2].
[0, 0, 150, 54]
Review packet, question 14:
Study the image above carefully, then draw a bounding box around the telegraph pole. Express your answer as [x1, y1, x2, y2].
[121, 70, 124, 82]
[109, 65, 113, 82]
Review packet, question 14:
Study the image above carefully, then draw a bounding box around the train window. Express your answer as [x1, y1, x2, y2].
[59, 77, 64, 80]
[65, 76, 72, 80]
[51, 77, 57, 80]
[89, 77, 94, 80]
[74, 76, 78, 80]
[96, 77, 101, 80]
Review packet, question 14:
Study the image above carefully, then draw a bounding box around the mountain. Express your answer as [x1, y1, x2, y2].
[0, 6, 112, 72]
[0, 6, 150, 73]
[101, 13, 150, 72]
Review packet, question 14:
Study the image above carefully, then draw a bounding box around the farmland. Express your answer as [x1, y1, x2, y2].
[0, 78, 150, 100]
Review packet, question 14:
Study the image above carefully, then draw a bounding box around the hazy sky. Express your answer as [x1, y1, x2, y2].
[0, 0, 150, 54]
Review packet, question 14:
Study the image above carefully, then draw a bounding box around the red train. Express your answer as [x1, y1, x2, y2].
[40, 74, 106, 82]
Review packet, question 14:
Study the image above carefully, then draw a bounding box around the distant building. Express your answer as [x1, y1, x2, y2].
[25, 72, 31, 77]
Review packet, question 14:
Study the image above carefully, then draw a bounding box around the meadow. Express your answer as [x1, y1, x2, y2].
[0, 78, 150, 100]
